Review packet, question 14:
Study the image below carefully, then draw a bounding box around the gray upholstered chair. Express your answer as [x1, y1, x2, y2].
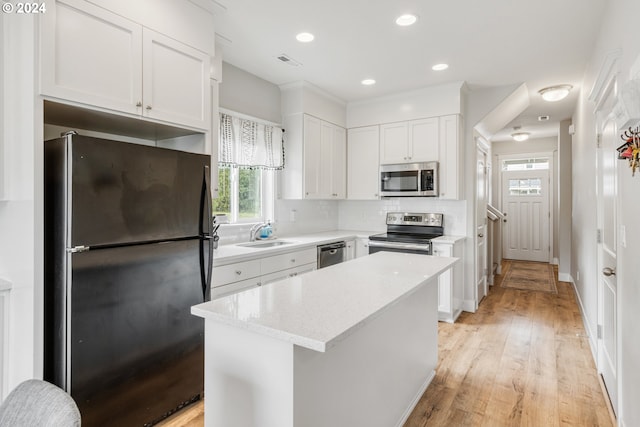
[0, 379, 81, 426]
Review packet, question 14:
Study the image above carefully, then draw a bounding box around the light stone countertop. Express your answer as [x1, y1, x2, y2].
[192, 252, 459, 352]
[213, 229, 379, 266]
[432, 235, 467, 244]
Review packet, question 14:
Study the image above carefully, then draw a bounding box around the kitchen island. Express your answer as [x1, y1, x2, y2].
[191, 252, 458, 427]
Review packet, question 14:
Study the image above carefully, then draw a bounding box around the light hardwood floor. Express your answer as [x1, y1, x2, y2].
[162, 260, 613, 427]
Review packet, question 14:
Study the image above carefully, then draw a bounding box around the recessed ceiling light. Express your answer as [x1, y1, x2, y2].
[395, 14, 418, 26]
[432, 63, 449, 71]
[361, 79, 376, 86]
[296, 32, 315, 43]
[538, 85, 573, 102]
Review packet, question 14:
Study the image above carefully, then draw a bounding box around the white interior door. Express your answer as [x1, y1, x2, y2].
[476, 145, 488, 303]
[502, 168, 550, 262]
[597, 94, 618, 414]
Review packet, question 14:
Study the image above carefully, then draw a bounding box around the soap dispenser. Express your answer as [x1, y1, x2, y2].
[260, 221, 273, 239]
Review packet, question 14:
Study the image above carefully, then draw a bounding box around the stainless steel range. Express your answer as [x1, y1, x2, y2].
[369, 212, 444, 255]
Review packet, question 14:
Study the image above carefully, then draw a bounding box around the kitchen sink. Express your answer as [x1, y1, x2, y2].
[237, 240, 294, 248]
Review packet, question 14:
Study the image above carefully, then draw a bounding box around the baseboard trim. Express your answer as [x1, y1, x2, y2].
[395, 369, 435, 427]
[570, 279, 597, 361]
[597, 372, 618, 427]
[558, 273, 572, 282]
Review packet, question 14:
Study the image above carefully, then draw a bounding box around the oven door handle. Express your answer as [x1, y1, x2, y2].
[368, 241, 432, 252]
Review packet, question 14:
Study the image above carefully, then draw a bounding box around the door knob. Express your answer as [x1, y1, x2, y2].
[602, 267, 616, 277]
[478, 233, 484, 238]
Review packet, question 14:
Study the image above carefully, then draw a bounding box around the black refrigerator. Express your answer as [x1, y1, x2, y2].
[44, 133, 213, 426]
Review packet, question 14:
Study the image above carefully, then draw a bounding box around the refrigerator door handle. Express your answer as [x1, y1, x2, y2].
[200, 165, 214, 301]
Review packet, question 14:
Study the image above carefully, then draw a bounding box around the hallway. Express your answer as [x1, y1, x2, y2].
[405, 260, 613, 427]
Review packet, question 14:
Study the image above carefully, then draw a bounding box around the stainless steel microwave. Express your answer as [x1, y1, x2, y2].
[380, 162, 439, 197]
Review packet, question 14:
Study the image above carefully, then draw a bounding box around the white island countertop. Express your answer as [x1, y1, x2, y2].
[192, 252, 458, 352]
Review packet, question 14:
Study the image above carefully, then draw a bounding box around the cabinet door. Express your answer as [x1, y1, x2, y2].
[438, 115, 461, 199]
[40, 0, 142, 114]
[318, 121, 334, 198]
[303, 115, 323, 199]
[433, 243, 453, 315]
[380, 122, 408, 164]
[347, 126, 380, 200]
[331, 125, 347, 199]
[142, 28, 210, 130]
[408, 118, 439, 162]
[355, 238, 370, 258]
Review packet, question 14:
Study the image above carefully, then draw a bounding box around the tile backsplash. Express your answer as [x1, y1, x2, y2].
[338, 198, 467, 235]
[215, 197, 467, 246]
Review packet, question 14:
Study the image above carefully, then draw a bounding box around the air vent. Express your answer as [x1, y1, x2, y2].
[538, 115, 550, 121]
[276, 54, 302, 67]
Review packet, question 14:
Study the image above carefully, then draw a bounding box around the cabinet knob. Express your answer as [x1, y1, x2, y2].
[289, 273, 298, 277]
[305, 192, 309, 196]
[235, 270, 242, 275]
[146, 105, 152, 110]
[290, 259, 296, 263]
[136, 101, 142, 107]
[478, 233, 484, 238]
[257, 282, 262, 286]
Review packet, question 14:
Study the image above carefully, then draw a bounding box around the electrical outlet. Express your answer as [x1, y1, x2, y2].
[289, 209, 297, 222]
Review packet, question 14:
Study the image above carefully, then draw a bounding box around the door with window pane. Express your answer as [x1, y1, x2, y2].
[502, 169, 550, 262]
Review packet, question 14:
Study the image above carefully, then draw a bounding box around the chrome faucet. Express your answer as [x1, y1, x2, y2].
[249, 222, 269, 242]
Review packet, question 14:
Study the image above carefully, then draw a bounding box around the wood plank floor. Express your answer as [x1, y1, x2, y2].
[404, 260, 613, 427]
[161, 260, 612, 427]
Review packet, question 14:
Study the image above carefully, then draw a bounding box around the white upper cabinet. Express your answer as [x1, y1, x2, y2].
[347, 126, 379, 200]
[281, 113, 346, 200]
[379, 118, 438, 164]
[40, 0, 210, 131]
[142, 28, 210, 129]
[438, 114, 462, 199]
[303, 114, 323, 199]
[40, 0, 143, 115]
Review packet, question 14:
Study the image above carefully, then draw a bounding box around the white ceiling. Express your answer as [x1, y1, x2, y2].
[212, 0, 607, 141]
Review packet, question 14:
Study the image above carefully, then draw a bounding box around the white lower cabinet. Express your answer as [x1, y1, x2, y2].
[355, 238, 370, 258]
[345, 239, 355, 261]
[212, 247, 317, 299]
[432, 239, 464, 323]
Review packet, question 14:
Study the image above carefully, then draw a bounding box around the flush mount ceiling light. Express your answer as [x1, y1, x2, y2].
[395, 14, 418, 26]
[511, 126, 530, 141]
[432, 63, 449, 71]
[538, 85, 573, 102]
[361, 79, 376, 86]
[295, 32, 315, 43]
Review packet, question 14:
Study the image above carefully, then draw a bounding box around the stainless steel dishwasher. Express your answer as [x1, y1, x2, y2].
[317, 241, 346, 269]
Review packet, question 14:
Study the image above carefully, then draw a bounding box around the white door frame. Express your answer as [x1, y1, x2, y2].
[474, 136, 490, 308]
[497, 152, 554, 264]
[592, 65, 620, 416]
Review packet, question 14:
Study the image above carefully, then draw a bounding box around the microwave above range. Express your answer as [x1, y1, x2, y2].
[380, 161, 439, 197]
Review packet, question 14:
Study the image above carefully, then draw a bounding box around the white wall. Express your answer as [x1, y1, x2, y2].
[0, 15, 43, 394]
[572, 0, 640, 425]
[219, 62, 282, 124]
[346, 82, 464, 128]
[557, 120, 572, 279]
[463, 84, 521, 310]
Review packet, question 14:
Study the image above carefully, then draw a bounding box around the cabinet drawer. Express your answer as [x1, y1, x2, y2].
[260, 248, 317, 275]
[213, 259, 261, 287]
[212, 277, 262, 299]
[432, 244, 452, 257]
[261, 262, 317, 286]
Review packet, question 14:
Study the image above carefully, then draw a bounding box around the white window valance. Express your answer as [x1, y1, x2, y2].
[219, 112, 284, 170]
